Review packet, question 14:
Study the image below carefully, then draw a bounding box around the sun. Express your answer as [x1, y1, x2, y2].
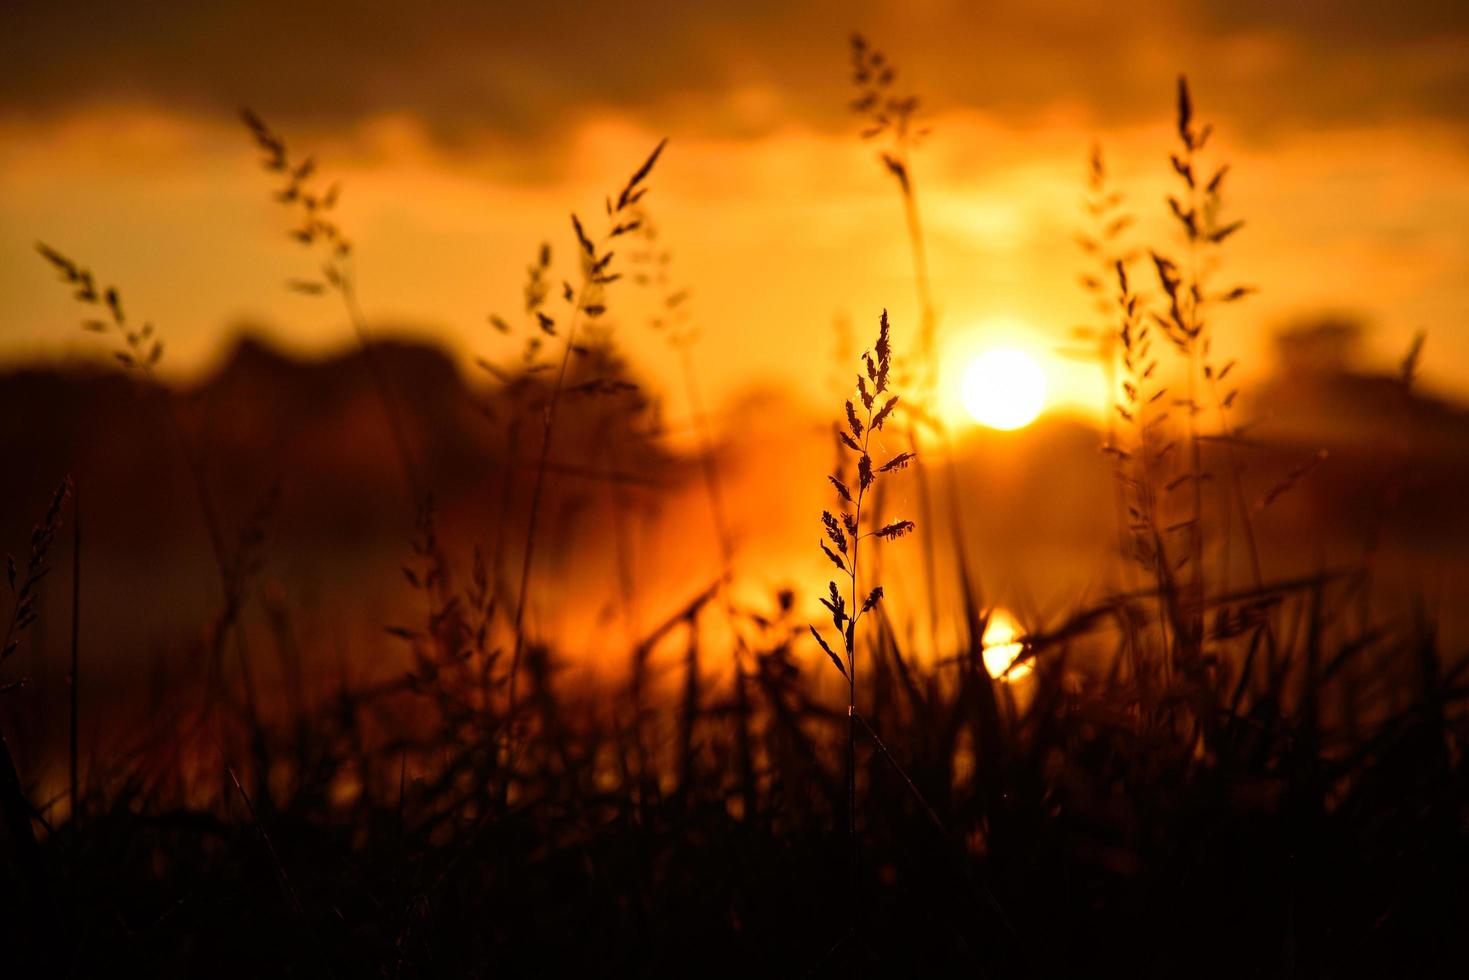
[982, 608, 1032, 682]
[961, 349, 1046, 430]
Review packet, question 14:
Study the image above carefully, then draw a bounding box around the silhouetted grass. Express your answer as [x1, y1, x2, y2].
[241, 109, 425, 510]
[0, 60, 1465, 980]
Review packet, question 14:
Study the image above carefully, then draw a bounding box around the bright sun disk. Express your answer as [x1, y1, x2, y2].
[982, 608, 1032, 681]
[962, 348, 1046, 430]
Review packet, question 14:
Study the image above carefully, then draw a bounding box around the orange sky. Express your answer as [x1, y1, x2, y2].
[3, 1, 1468, 427]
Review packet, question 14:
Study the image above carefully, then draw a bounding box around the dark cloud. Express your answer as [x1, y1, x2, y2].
[1198, 0, 1469, 43]
[4, 0, 1468, 146]
[2, 0, 834, 138]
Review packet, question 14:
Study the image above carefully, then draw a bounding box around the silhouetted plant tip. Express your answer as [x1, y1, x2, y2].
[3, 478, 70, 664]
[1401, 330, 1427, 388]
[36, 244, 165, 370]
[504, 137, 670, 719]
[239, 108, 422, 506]
[810, 307, 913, 934]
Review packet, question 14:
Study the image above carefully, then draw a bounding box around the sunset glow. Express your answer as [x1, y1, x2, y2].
[982, 607, 1032, 681]
[961, 348, 1046, 430]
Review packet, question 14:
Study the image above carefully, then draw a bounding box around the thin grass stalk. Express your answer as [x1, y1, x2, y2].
[221, 751, 307, 923]
[899, 169, 937, 385]
[1112, 262, 1176, 676]
[733, 664, 757, 824]
[679, 343, 736, 575]
[601, 420, 641, 650]
[1358, 332, 1424, 632]
[677, 613, 700, 795]
[34, 248, 259, 726]
[69, 480, 80, 821]
[893, 139, 944, 662]
[508, 139, 666, 717]
[678, 340, 765, 810]
[846, 451, 862, 917]
[508, 291, 588, 717]
[340, 274, 424, 507]
[0, 730, 53, 934]
[1178, 92, 1207, 653]
[675, 339, 770, 793]
[491, 418, 522, 581]
[1152, 77, 1254, 663]
[1077, 143, 1138, 580]
[1186, 301, 1204, 643]
[1208, 378, 1267, 589]
[1105, 349, 1134, 578]
[0, 479, 68, 940]
[632, 220, 755, 722]
[810, 310, 912, 933]
[847, 34, 944, 656]
[240, 109, 423, 510]
[595, 406, 652, 792]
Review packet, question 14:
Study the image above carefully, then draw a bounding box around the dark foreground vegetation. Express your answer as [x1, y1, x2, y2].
[3, 40, 1468, 979]
[4, 498, 1466, 978]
